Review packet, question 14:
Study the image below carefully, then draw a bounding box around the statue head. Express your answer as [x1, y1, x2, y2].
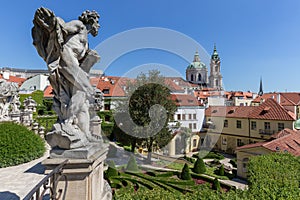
[79, 10, 100, 37]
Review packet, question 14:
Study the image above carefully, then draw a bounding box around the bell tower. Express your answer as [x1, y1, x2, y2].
[209, 44, 223, 90]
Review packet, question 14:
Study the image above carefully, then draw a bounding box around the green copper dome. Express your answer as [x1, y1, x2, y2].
[294, 118, 300, 130]
[187, 51, 207, 69]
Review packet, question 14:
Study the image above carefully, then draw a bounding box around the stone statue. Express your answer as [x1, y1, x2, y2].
[0, 79, 20, 120]
[32, 7, 102, 149]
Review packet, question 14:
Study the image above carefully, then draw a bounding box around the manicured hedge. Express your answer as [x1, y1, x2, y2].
[0, 122, 45, 168]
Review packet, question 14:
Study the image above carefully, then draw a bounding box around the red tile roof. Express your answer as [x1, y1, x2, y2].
[206, 98, 296, 121]
[279, 93, 300, 106]
[43, 85, 53, 98]
[236, 128, 300, 156]
[205, 106, 253, 118]
[0, 74, 26, 86]
[171, 94, 202, 107]
[248, 98, 296, 121]
[96, 76, 127, 97]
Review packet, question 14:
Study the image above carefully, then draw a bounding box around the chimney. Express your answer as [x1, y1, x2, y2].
[277, 93, 280, 104]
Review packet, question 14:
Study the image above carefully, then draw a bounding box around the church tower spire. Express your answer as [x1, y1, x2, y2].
[258, 77, 263, 96]
[209, 44, 223, 90]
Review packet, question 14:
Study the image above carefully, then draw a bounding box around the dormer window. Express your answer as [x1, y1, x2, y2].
[103, 89, 110, 94]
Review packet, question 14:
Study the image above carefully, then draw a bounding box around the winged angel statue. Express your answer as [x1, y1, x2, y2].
[32, 7, 101, 149]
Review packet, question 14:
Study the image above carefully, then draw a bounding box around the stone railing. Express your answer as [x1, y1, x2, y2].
[23, 159, 68, 200]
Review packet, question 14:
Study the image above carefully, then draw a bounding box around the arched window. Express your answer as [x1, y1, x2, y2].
[216, 79, 219, 86]
[191, 74, 194, 81]
[198, 74, 201, 81]
[215, 66, 218, 72]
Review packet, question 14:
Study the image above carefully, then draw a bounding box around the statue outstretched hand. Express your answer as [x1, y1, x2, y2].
[34, 7, 57, 32]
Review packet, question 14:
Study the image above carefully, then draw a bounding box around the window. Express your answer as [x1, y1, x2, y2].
[264, 122, 270, 130]
[198, 74, 201, 81]
[193, 123, 197, 129]
[103, 89, 110, 94]
[189, 123, 192, 129]
[177, 114, 181, 120]
[222, 137, 227, 145]
[193, 139, 197, 147]
[237, 139, 243, 147]
[182, 114, 186, 120]
[236, 120, 242, 129]
[191, 74, 194, 81]
[200, 138, 204, 145]
[251, 121, 256, 130]
[224, 120, 228, 128]
[215, 79, 219, 87]
[189, 114, 192, 120]
[278, 123, 284, 131]
[193, 114, 196, 120]
[104, 104, 110, 110]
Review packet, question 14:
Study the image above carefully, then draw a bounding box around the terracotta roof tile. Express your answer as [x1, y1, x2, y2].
[249, 98, 296, 121]
[205, 106, 252, 118]
[0, 74, 26, 86]
[237, 128, 300, 156]
[206, 98, 295, 121]
[171, 94, 202, 107]
[43, 85, 53, 98]
[96, 76, 128, 97]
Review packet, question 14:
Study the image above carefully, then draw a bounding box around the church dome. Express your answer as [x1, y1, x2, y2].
[187, 51, 207, 69]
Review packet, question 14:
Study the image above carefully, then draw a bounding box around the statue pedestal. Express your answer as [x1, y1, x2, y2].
[42, 144, 112, 200]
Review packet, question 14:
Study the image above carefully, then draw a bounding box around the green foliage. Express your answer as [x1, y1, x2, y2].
[114, 70, 177, 162]
[105, 160, 118, 178]
[212, 178, 221, 191]
[0, 122, 45, 168]
[181, 163, 192, 180]
[183, 156, 196, 163]
[247, 153, 300, 199]
[219, 164, 225, 176]
[196, 151, 225, 160]
[35, 115, 57, 133]
[19, 90, 44, 106]
[193, 157, 206, 174]
[125, 155, 139, 172]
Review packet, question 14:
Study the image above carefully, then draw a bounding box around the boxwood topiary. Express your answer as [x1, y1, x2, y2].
[192, 157, 206, 174]
[180, 163, 191, 180]
[0, 122, 46, 168]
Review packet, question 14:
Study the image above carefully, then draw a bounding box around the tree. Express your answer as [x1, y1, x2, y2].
[105, 160, 118, 178]
[114, 70, 177, 162]
[126, 155, 139, 173]
[218, 164, 224, 176]
[181, 163, 192, 180]
[192, 157, 206, 174]
[247, 153, 300, 199]
[212, 178, 221, 191]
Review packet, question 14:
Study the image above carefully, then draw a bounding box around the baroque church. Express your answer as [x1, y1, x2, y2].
[186, 45, 223, 90]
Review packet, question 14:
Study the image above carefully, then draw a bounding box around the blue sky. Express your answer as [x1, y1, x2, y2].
[1, 0, 300, 93]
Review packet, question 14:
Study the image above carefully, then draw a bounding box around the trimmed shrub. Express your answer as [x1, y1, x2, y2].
[126, 155, 139, 172]
[196, 151, 225, 160]
[219, 164, 225, 176]
[192, 157, 206, 174]
[212, 178, 221, 191]
[0, 122, 45, 168]
[180, 163, 191, 180]
[105, 160, 118, 178]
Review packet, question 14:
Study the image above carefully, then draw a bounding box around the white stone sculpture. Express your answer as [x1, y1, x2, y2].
[32, 7, 102, 149]
[0, 79, 20, 121]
